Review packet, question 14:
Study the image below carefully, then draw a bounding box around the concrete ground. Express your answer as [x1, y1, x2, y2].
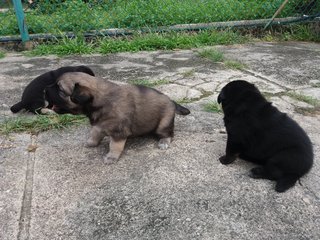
[0, 42, 320, 240]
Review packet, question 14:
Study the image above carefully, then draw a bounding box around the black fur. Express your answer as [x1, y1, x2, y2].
[10, 65, 94, 114]
[218, 80, 313, 192]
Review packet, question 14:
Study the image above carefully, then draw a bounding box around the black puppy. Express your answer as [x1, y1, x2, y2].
[10, 65, 95, 114]
[217, 80, 313, 192]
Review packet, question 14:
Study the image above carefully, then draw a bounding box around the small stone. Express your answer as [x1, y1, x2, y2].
[219, 129, 227, 134]
[303, 197, 310, 204]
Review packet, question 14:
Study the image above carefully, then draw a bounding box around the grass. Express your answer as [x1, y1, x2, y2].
[1, 1, 320, 58]
[198, 48, 248, 70]
[22, 24, 320, 57]
[198, 48, 224, 62]
[286, 92, 320, 107]
[176, 90, 214, 104]
[176, 98, 195, 104]
[261, 91, 279, 101]
[0, 114, 88, 135]
[99, 29, 249, 50]
[203, 101, 222, 113]
[181, 69, 195, 78]
[26, 37, 96, 56]
[2, 0, 313, 36]
[311, 82, 320, 88]
[25, 30, 250, 56]
[243, 91, 320, 115]
[224, 60, 248, 70]
[261, 91, 320, 115]
[0, 51, 4, 58]
[262, 25, 320, 43]
[128, 79, 171, 87]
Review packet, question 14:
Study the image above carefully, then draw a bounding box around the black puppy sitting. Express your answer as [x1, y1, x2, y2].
[10, 65, 95, 114]
[217, 80, 313, 192]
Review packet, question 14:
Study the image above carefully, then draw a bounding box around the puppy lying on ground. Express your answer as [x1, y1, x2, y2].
[57, 72, 190, 164]
[10, 65, 95, 114]
[217, 80, 313, 192]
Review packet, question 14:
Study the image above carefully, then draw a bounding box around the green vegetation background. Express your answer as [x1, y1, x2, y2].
[1, 0, 319, 36]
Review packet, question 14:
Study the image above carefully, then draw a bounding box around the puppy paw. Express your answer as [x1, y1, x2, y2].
[40, 108, 57, 115]
[86, 138, 100, 147]
[275, 184, 288, 193]
[219, 155, 235, 165]
[275, 177, 297, 193]
[103, 153, 119, 165]
[249, 167, 265, 179]
[158, 138, 171, 150]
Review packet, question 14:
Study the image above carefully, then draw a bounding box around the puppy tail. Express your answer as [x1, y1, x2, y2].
[10, 101, 24, 113]
[78, 65, 95, 77]
[173, 101, 190, 115]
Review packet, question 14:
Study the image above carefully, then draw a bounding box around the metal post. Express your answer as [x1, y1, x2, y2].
[12, 0, 30, 43]
[264, 0, 290, 30]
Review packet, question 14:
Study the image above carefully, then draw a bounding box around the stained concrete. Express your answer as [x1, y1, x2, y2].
[0, 42, 320, 240]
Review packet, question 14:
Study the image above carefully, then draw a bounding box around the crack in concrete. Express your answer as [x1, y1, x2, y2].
[241, 69, 291, 91]
[303, 184, 320, 202]
[17, 134, 37, 240]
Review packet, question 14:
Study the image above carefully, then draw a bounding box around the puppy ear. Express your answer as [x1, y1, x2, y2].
[217, 90, 225, 104]
[70, 83, 92, 104]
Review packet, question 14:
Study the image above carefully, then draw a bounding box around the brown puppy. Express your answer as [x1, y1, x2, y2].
[57, 72, 190, 164]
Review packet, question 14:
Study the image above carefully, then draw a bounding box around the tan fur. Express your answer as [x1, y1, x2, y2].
[57, 72, 189, 164]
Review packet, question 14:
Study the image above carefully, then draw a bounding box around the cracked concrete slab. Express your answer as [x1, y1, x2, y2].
[0, 134, 31, 240]
[0, 42, 320, 240]
[217, 42, 320, 88]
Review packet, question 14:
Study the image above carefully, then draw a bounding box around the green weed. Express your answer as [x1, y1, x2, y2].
[0, 114, 88, 135]
[0, 51, 4, 58]
[26, 30, 249, 56]
[176, 90, 213, 104]
[311, 82, 320, 88]
[181, 69, 195, 78]
[198, 49, 248, 70]
[224, 60, 247, 70]
[203, 101, 222, 113]
[286, 92, 320, 107]
[176, 98, 195, 104]
[262, 25, 320, 43]
[128, 79, 171, 87]
[26, 36, 96, 56]
[198, 48, 224, 62]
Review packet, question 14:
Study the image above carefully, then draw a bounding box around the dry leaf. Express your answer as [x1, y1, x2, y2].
[27, 144, 38, 152]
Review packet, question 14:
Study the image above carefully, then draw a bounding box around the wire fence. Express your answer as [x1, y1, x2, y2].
[0, 0, 319, 40]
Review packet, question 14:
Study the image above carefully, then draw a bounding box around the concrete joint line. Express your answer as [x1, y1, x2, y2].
[242, 69, 290, 91]
[17, 134, 37, 240]
[303, 183, 320, 201]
